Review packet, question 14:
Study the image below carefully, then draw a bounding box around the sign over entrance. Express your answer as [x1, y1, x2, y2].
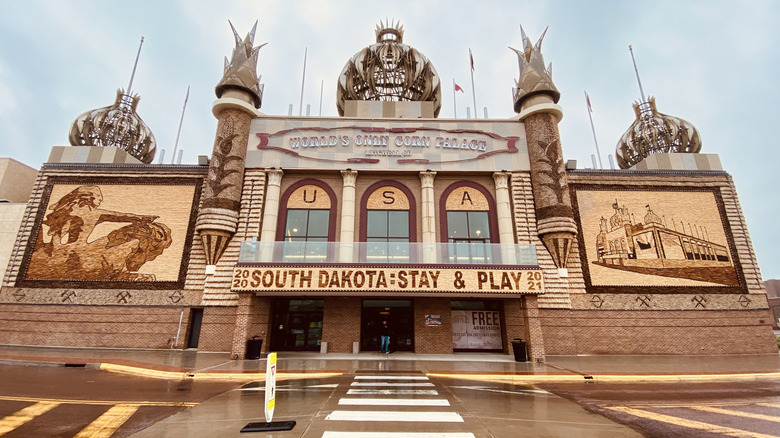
[232, 266, 545, 294]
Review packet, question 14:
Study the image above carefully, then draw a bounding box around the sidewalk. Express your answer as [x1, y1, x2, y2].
[1, 344, 779, 383]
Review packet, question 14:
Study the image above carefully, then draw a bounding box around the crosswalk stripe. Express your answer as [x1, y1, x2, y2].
[346, 389, 439, 396]
[326, 410, 464, 422]
[322, 433, 476, 438]
[338, 398, 450, 406]
[74, 404, 139, 438]
[351, 382, 435, 387]
[605, 406, 778, 438]
[687, 405, 780, 423]
[354, 376, 430, 380]
[0, 401, 59, 435]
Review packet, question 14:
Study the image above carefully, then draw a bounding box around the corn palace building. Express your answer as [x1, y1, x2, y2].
[1, 22, 776, 361]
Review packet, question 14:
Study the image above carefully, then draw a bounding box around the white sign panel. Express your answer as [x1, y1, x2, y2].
[451, 310, 502, 350]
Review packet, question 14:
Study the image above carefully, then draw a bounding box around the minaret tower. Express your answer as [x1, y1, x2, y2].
[511, 26, 577, 274]
[196, 21, 266, 267]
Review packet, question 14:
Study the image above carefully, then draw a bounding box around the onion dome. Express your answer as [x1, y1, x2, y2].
[215, 21, 266, 109]
[510, 25, 560, 112]
[337, 20, 441, 117]
[68, 90, 156, 164]
[615, 97, 701, 169]
[643, 205, 663, 225]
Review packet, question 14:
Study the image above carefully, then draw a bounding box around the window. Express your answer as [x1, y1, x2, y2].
[361, 183, 415, 263]
[280, 182, 333, 262]
[367, 210, 410, 263]
[442, 183, 495, 264]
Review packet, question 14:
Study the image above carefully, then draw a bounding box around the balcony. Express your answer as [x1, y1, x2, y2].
[237, 241, 538, 266]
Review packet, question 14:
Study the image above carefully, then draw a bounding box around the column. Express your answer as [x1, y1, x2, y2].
[493, 172, 517, 264]
[339, 170, 358, 262]
[419, 171, 437, 263]
[258, 169, 284, 261]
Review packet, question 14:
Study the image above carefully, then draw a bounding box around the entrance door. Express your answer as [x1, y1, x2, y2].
[270, 299, 324, 351]
[186, 308, 203, 349]
[361, 299, 414, 352]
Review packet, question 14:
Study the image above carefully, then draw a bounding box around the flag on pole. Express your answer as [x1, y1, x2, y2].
[585, 91, 593, 113]
[469, 48, 474, 71]
[454, 82, 464, 93]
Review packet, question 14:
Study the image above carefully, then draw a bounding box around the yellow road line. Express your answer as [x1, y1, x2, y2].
[605, 406, 779, 438]
[688, 405, 780, 423]
[0, 401, 59, 436]
[756, 402, 780, 408]
[0, 395, 195, 407]
[74, 404, 139, 438]
[98, 363, 341, 381]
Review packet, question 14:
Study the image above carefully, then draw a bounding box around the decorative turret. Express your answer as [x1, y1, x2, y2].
[196, 21, 265, 267]
[511, 26, 577, 275]
[68, 90, 157, 164]
[215, 21, 266, 109]
[616, 46, 701, 169]
[615, 97, 701, 169]
[510, 26, 560, 112]
[337, 19, 441, 117]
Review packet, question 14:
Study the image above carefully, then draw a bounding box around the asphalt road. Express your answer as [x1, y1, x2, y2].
[538, 380, 780, 437]
[2, 361, 780, 437]
[0, 362, 242, 437]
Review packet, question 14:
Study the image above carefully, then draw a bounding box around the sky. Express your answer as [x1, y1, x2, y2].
[1, 0, 778, 279]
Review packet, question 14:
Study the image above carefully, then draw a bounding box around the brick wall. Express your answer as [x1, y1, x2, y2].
[541, 308, 778, 355]
[413, 297, 451, 354]
[322, 297, 361, 353]
[0, 303, 189, 348]
[197, 306, 237, 352]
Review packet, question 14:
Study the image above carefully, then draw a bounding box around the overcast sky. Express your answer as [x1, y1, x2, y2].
[1, 0, 778, 279]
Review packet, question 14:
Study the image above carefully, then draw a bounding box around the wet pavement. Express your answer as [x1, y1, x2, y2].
[1, 344, 779, 437]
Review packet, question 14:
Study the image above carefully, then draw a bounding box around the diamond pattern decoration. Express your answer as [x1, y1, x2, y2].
[737, 295, 751, 308]
[61, 290, 77, 303]
[590, 295, 604, 308]
[692, 295, 707, 308]
[169, 290, 184, 304]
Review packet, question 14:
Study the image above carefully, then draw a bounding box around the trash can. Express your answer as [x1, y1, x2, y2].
[245, 336, 263, 360]
[511, 338, 527, 362]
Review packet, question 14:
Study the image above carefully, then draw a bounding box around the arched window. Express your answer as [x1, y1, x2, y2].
[440, 182, 497, 264]
[277, 180, 337, 262]
[360, 182, 416, 263]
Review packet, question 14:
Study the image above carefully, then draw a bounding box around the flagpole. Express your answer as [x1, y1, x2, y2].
[629, 45, 646, 103]
[298, 47, 307, 116]
[469, 48, 477, 118]
[585, 91, 603, 169]
[452, 78, 457, 117]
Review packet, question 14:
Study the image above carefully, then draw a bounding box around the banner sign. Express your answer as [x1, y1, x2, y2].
[452, 310, 503, 350]
[232, 266, 544, 294]
[264, 352, 277, 423]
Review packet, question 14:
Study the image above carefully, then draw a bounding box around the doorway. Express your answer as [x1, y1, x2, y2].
[186, 308, 203, 349]
[270, 299, 324, 351]
[361, 299, 414, 352]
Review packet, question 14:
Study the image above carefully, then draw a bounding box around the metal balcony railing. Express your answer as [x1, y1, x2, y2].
[237, 241, 538, 266]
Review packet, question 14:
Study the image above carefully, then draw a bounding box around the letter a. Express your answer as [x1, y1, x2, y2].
[461, 191, 473, 205]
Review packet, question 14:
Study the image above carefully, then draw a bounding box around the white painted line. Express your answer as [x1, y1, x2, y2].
[338, 398, 450, 406]
[351, 382, 434, 387]
[354, 375, 430, 380]
[325, 410, 464, 422]
[346, 389, 439, 396]
[323, 433, 475, 438]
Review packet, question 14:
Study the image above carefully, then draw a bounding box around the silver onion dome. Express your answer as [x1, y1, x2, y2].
[68, 90, 156, 164]
[615, 97, 701, 169]
[337, 20, 441, 117]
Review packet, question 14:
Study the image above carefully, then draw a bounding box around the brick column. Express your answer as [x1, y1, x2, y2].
[230, 292, 255, 359]
[522, 295, 546, 362]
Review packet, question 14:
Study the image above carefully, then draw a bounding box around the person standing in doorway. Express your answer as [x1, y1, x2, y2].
[379, 319, 390, 354]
